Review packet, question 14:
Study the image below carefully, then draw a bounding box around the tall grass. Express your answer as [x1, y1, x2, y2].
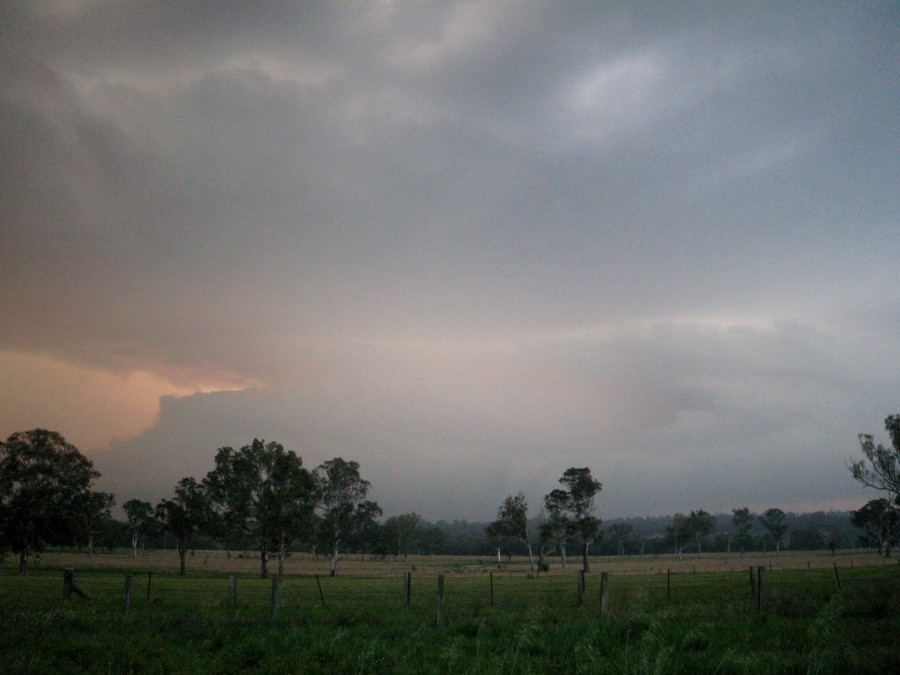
[1, 558, 898, 673]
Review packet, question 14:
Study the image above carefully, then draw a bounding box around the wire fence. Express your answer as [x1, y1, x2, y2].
[3, 562, 897, 628]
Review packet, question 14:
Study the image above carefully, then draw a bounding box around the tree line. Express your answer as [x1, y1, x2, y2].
[2, 414, 897, 574]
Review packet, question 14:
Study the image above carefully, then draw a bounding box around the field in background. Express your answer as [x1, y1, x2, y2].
[11, 546, 898, 577]
[2, 550, 898, 673]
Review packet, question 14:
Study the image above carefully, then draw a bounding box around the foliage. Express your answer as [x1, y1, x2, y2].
[383, 512, 424, 560]
[732, 506, 754, 553]
[540, 489, 571, 567]
[759, 508, 788, 552]
[71, 490, 115, 554]
[155, 477, 211, 576]
[204, 439, 315, 578]
[557, 467, 602, 571]
[486, 493, 535, 572]
[123, 499, 155, 557]
[851, 498, 897, 555]
[314, 458, 381, 576]
[0, 429, 100, 573]
[849, 415, 900, 556]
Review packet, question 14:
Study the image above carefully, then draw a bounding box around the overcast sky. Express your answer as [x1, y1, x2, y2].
[2, 1, 898, 522]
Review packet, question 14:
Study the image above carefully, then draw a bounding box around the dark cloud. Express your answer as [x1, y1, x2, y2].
[3, 2, 899, 518]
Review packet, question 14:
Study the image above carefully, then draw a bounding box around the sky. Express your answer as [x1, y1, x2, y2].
[2, 1, 899, 523]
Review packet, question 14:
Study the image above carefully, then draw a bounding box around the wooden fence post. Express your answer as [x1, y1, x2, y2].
[757, 566, 766, 612]
[315, 575, 326, 607]
[63, 567, 73, 600]
[577, 570, 586, 605]
[749, 566, 756, 597]
[405, 571, 412, 607]
[600, 572, 609, 618]
[437, 575, 445, 627]
[124, 574, 133, 616]
[229, 574, 237, 609]
[270, 575, 280, 622]
[63, 567, 89, 600]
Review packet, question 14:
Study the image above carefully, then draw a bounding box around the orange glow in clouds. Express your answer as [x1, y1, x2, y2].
[0, 351, 246, 452]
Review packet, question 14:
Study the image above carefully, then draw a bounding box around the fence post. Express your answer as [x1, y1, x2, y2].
[405, 571, 412, 607]
[437, 575, 445, 627]
[833, 563, 842, 591]
[600, 572, 609, 618]
[124, 574, 133, 616]
[757, 566, 766, 612]
[229, 574, 237, 609]
[577, 570, 586, 605]
[749, 566, 756, 597]
[63, 567, 88, 600]
[270, 575, 280, 622]
[315, 574, 326, 607]
[63, 567, 73, 600]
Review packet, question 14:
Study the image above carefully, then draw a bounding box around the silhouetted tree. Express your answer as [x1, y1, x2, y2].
[156, 477, 210, 576]
[849, 415, 900, 556]
[0, 429, 101, 574]
[486, 492, 535, 572]
[759, 508, 788, 552]
[731, 507, 754, 555]
[205, 439, 315, 578]
[314, 458, 381, 576]
[123, 499, 154, 557]
[557, 468, 602, 572]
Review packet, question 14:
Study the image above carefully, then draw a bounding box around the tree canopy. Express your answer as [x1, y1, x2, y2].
[314, 458, 381, 576]
[205, 439, 315, 578]
[0, 429, 100, 573]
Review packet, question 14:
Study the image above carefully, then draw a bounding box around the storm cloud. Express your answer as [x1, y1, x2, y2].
[2, 2, 898, 520]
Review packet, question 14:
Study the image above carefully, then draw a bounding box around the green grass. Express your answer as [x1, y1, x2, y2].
[1, 563, 898, 673]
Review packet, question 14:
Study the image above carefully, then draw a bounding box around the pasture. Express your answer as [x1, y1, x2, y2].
[2, 549, 898, 673]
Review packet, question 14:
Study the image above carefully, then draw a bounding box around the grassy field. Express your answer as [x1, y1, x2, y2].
[2, 550, 898, 673]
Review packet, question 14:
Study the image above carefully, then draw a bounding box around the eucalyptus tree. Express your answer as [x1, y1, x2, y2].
[851, 498, 896, 556]
[759, 508, 788, 552]
[849, 415, 900, 556]
[383, 512, 423, 561]
[687, 509, 715, 554]
[314, 458, 381, 576]
[557, 467, 602, 572]
[123, 499, 154, 557]
[541, 488, 571, 568]
[666, 513, 690, 557]
[0, 429, 100, 574]
[73, 490, 115, 555]
[155, 477, 210, 576]
[731, 507, 754, 555]
[205, 439, 315, 578]
[608, 522, 634, 556]
[486, 492, 535, 572]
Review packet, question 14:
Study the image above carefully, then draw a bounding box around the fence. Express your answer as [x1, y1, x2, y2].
[3, 562, 893, 628]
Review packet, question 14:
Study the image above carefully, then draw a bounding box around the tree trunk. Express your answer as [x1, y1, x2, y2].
[178, 544, 187, 576]
[329, 549, 339, 577]
[277, 529, 286, 578]
[560, 543, 567, 569]
[581, 541, 590, 573]
[131, 532, 139, 558]
[18, 547, 28, 575]
[524, 531, 536, 573]
[260, 548, 269, 578]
